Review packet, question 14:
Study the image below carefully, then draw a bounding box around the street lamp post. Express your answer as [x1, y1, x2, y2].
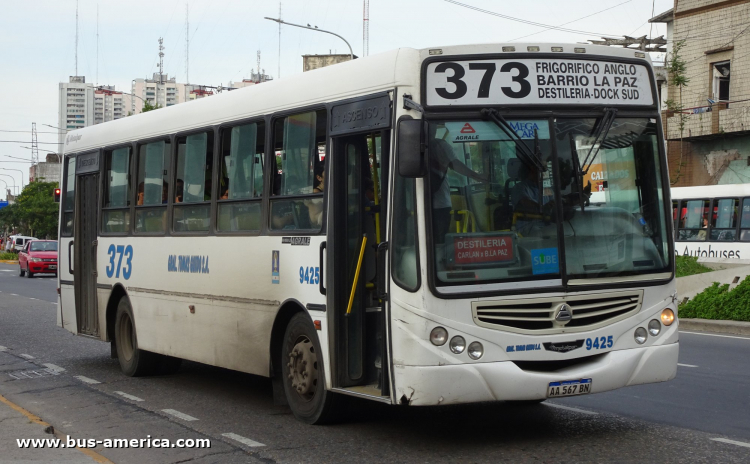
[0, 168, 25, 189]
[0, 178, 8, 200]
[264, 17, 354, 60]
[0, 174, 17, 194]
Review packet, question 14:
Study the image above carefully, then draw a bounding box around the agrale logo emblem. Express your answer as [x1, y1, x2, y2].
[460, 123, 475, 133]
[554, 303, 572, 323]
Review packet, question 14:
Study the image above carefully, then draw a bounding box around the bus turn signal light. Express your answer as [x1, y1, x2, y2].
[661, 309, 675, 326]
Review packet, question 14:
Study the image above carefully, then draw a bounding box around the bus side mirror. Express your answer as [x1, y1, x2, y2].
[397, 119, 427, 178]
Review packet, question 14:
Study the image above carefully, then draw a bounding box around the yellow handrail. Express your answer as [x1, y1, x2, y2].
[346, 234, 368, 315]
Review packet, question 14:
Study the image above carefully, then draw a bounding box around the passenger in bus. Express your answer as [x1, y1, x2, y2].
[175, 179, 184, 203]
[137, 182, 144, 206]
[430, 138, 487, 244]
[305, 163, 325, 227]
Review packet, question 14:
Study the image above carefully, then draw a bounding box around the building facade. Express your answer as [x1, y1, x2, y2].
[654, 0, 750, 186]
[57, 76, 95, 147]
[29, 154, 62, 183]
[302, 54, 356, 72]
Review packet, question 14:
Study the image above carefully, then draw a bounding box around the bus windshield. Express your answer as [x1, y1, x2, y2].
[428, 117, 671, 287]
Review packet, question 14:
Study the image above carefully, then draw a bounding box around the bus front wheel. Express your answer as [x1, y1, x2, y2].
[281, 313, 339, 424]
[114, 297, 157, 376]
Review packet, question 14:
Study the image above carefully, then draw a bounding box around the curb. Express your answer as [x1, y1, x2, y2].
[0, 260, 18, 264]
[679, 318, 750, 337]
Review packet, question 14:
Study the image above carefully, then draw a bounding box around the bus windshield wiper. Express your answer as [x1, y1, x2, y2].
[579, 107, 618, 176]
[481, 108, 546, 173]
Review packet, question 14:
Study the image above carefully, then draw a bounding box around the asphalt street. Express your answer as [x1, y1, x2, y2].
[1, 261, 749, 463]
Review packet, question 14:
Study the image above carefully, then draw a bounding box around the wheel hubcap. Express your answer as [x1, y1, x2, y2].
[287, 336, 318, 400]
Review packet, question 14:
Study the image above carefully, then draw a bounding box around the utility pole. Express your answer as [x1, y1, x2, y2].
[75, 0, 79, 75]
[31, 123, 39, 166]
[278, 2, 282, 79]
[158, 38, 165, 85]
[96, 5, 99, 86]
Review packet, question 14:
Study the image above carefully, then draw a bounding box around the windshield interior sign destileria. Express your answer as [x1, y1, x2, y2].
[425, 59, 654, 107]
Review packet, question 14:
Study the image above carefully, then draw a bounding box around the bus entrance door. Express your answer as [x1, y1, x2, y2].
[331, 131, 389, 397]
[74, 171, 100, 337]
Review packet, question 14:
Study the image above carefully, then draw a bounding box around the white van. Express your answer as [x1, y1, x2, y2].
[10, 235, 38, 252]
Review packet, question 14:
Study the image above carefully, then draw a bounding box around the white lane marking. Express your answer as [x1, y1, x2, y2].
[0, 346, 7, 352]
[74, 376, 101, 385]
[711, 438, 750, 449]
[162, 409, 198, 421]
[114, 391, 144, 402]
[43, 363, 66, 373]
[678, 363, 699, 368]
[0, 270, 13, 272]
[9, 293, 18, 296]
[680, 331, 750, 341]
[222, 433, 265, 448]
[28, 297, 37, 300]
[545, 402, 599, 415]
[18, 354, 34, 360]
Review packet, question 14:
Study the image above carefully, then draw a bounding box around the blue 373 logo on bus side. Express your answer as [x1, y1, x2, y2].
[106, 244, 133, 279]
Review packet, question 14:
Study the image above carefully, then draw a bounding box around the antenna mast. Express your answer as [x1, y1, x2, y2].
[257, 50, 261, 83]
[363, 0, 369, 57]
[185, 3, 189, 84]
[75, 0, 79, 75]
[31, 123, 39, 166]
[278, 2, 281, 79]
[158, 37, 165, 85]
[96, 4, 99, 86]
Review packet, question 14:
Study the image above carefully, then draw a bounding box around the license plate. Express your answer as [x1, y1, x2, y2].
[547, 379, 592, 398]
[48, 265, 57, 270]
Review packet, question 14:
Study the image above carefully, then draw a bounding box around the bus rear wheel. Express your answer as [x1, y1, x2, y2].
[114, 297, 157, 376]
[281, 313, 339, 424]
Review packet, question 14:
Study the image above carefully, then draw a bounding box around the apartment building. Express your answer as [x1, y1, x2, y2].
[57, 76, 95, 147]
[653, 0, 750, 186]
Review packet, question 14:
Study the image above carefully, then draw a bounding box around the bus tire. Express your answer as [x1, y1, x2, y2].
[114, 297, 156, 377]
[281, 313, 339, 424]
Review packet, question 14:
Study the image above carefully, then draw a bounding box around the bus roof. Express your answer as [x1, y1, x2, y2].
[62, 43, 653, 154]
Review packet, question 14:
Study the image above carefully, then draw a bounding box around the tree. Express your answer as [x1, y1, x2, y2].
[141, 100, 162, 112]
[665, 40, 690, 185]
[0, 181, 60, 239]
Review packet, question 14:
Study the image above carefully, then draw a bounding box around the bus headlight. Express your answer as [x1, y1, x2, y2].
[648, 319, 661, 336]
[430, 327, 448, 346]
[468, 342, 484, 359]
[634, 327, 648, 344]
[661, 308, 675, 326]
[449, 336, 466, 354]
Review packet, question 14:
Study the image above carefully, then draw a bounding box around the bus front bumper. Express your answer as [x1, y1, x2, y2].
[393, 342, 678, 406]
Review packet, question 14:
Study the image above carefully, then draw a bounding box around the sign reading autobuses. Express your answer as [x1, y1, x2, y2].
[425, 58, 654, 107]
[447, 233, 516, 267]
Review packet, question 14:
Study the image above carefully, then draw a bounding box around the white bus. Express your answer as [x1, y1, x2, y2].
[58, 43, 678, 424]
[672, 184, 750, 260]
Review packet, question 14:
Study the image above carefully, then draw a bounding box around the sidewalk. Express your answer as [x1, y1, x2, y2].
[0, 393, 103, 463]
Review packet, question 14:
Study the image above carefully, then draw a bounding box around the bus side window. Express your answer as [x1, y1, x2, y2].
[677, 199, 710, 242]
[710, 198, 738, 242]
[102, 147, 132, 234]
[61, 156, 76, 237]
[740, 198, 750, 241]
[135, 140, 171, 233]
[173, 131, 214, 232]
[269, 109, 326, 232]
[217, 121, 265, 232]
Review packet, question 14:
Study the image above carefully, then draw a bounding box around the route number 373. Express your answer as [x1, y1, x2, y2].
[433, 61, 531, 100]
[105, 244, 133, 279]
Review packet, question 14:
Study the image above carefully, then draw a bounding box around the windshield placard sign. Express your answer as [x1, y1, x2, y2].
[425, 59, 654, 107]
[446, 232, 517, 267]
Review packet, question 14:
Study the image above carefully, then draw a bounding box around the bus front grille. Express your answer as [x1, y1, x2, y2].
[472, 290, 643, 334]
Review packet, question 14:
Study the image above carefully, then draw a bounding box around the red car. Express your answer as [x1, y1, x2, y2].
[19, 240, 58, 278]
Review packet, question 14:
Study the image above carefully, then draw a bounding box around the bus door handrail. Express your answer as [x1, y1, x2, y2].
[319, 241, 326, 295]
[68, 241, 74, 274]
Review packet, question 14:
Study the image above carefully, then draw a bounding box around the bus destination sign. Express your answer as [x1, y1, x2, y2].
[446, 232, 517, 267]
[425, 59, 654, 107]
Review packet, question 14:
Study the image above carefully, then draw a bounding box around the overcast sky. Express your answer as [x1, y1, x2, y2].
[0, 0, 673, 199]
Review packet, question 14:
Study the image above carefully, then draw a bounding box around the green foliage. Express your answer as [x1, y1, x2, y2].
[667, 40, 689, 88]
[0, 251, 17, 260]
[680, 276, 750, 322]
[141, 100, 162, 112]
[675, 256, 712, 278]
[0, 181, 60, 239]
